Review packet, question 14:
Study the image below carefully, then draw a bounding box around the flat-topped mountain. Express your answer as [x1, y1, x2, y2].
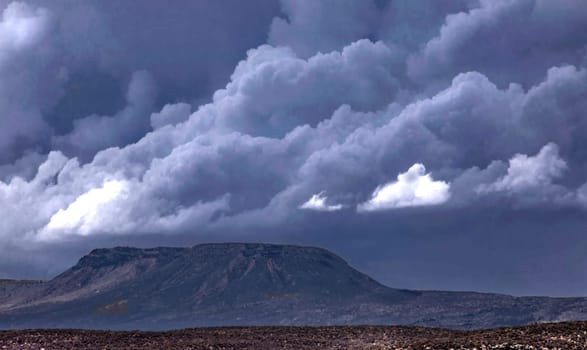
[1, 243, 586, 330]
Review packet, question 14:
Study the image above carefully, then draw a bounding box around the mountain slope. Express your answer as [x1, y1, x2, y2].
[1, 243, 586, 330]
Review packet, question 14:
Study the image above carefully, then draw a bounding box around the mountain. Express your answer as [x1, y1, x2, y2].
[1, 243, 586, 330]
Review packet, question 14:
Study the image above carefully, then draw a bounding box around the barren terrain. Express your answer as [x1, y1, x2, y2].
[1, 321, 587, 349]
[4, 244, 587, 331]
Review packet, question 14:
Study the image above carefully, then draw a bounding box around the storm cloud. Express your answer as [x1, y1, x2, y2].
[0, 0, 586, 296]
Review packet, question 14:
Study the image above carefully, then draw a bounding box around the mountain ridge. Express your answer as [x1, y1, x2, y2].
[1, 242, 586, 330]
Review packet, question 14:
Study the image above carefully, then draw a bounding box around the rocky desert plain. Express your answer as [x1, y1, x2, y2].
[1, 321, 587, 349]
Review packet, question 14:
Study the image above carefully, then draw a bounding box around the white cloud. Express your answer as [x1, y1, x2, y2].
[358, 164, 450, 212]
[41, 180, 128, 238]
[0, 2, 51, 56]
[477, 143, 567, 193]
[299, 192, 343, 211]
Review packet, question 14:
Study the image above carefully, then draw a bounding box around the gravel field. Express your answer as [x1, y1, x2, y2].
[1, 321, 586, 349]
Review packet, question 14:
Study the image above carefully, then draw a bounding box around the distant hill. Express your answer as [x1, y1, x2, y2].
[1, 243, 586, 330]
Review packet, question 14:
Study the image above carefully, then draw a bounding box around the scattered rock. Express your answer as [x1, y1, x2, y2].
[0, 321, 586, 350]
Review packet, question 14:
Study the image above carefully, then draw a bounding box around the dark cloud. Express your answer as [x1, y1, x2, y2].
[0, 0, 281, 165]
[269, 0, 380, 57]
[53, 70, 158, 161]
[407, 0, 587, 88]
[88, 0, 281, 103]
[1, 0, 587, 296]
[0, 2, 61, 163]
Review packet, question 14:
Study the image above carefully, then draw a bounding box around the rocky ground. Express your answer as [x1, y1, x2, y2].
[0, 321, 586, 349]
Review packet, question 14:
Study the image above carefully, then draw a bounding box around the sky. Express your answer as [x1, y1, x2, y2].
[0, 0, 586, 297]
